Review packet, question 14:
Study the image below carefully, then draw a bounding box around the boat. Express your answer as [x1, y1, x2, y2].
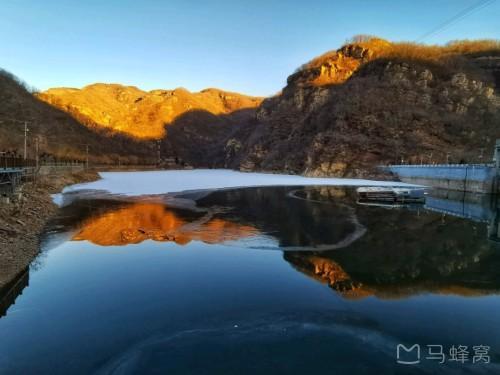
[356, 186, 426, 203]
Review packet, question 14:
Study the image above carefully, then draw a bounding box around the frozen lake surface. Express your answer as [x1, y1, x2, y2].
[57, 169, 419, 199]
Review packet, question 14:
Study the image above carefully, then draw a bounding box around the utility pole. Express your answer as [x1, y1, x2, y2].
[0, 118, 33, 160]
[495, 140, 500, 169]
[157, 140, 161, 166]
[35, 137, 39, 169]
[494, 140, 500, 194]
[74, 143, 90, 169]
[479, 148, 485, 164]
[85, 144, 89, 170]
[24, 121, 29, 160]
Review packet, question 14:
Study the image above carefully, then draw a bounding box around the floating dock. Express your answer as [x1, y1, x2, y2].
[356, 187, 426, 203]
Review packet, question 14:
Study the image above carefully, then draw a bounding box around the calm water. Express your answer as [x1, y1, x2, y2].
[1, 178, 500, 374]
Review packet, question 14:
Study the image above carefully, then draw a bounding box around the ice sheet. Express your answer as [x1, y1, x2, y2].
[55, 169, 420, 202]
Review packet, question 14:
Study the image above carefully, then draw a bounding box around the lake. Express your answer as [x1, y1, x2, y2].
[1, 170, 499, 374]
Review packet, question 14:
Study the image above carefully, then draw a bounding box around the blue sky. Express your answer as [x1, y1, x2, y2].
[1, 0, 499, 96]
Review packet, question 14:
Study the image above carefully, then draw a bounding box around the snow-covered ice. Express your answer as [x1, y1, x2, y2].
[56, 169, 420, 200]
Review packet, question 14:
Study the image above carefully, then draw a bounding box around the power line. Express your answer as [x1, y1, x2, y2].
[0, 117, 35, 159]
[416, 0, 496, 42]
[0, 117, 34, 124]
[417, 0, 493, 42]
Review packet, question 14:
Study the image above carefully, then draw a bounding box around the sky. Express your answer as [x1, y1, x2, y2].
[1, 0, 499, 96]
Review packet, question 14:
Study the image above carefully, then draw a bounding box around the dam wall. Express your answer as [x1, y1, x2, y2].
[384, 164, 498, 194]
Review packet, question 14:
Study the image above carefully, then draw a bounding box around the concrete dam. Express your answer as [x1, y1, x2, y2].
[384, 140, 500, 194]
[385, 164, 497, 193]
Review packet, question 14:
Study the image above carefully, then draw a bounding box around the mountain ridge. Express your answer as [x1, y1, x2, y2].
[37, 83, 263, 139]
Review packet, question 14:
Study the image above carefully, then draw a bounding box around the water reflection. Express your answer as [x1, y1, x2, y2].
[194, 187, 365, 250]
[69, 202, 259, 246]
[284, 188, 500, 299]
[38, 186, 500, 302]
[37, 187, 500, 301]
[4, 182, 500, 374]
[44, 187, 367, 251]
[0, 267, 29, 317]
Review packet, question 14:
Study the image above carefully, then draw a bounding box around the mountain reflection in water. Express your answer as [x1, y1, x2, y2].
[41, 186, 500, 301]
[284, 187, 500, 299]
[71, 202, 259, 246]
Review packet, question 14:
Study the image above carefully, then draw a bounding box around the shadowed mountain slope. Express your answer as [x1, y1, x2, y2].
[0, 70, 155, 164]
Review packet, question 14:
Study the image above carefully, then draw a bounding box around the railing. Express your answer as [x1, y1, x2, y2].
[0, 157, 36, 170]
[40, 162, 85, 167]
[385, 163, 495, 168]
[0, 157, 84, 171]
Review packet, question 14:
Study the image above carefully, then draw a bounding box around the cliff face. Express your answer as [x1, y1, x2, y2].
[37, 84, 262, 140]
[226, 39, 500, 177]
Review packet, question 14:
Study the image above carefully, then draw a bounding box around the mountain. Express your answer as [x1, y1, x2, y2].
[37, 84, 262, 140]
[0, 70, 155, 164]
[224, 37, 500, 177]
[21, 37, 500, 175]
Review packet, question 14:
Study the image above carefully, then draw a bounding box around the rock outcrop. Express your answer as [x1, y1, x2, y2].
[227, 38, 500, 177]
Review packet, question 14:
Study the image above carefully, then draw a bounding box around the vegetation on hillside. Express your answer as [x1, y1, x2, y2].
[0, 69, 156, 165]
[305, 36, 500, 70]
[229, 36, 500, 177]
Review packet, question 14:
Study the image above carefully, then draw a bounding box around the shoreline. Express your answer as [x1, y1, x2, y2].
[0, 170, 101, 291]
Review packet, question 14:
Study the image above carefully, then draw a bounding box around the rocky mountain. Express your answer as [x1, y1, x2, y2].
[37, 84, 262, 140]
[0, 70, 155, 164]
[19, 37, 500, 175]
[224, 37, 500, 177]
